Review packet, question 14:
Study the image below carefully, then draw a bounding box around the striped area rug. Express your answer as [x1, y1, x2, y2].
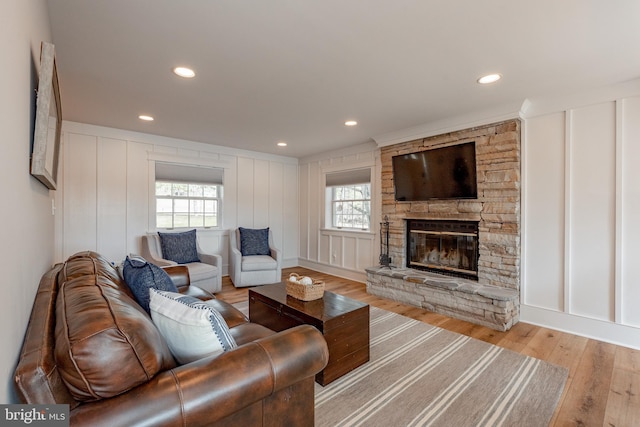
[233, 302, 568, 427]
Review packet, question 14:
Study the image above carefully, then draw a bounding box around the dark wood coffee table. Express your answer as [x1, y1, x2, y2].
[248, 282, 370, 386]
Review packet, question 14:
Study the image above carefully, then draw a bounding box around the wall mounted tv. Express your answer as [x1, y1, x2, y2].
[392, 141, 477, 201]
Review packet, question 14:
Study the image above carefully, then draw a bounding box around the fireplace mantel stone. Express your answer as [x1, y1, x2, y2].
[366, 266, 519, 331]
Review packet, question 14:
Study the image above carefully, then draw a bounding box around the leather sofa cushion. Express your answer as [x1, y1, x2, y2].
[55, 272, 176, 402]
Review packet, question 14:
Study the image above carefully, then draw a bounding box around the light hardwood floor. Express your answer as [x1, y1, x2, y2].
[216, 267, 640, 427]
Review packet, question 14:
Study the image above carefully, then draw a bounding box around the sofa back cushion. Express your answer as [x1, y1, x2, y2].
[55, 255, 176, 402]
[58, 251, 128, 294]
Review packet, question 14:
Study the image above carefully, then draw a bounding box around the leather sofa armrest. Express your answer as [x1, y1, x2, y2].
[69, 325, 329, 426]
[162, 265, 190, 288]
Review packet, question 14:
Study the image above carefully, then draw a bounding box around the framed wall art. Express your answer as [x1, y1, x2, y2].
[31, 41, 62, 190]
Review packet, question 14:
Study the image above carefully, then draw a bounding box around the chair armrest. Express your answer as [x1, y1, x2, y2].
[230, 247, 242, 258]
[141, 234, 177, 267]
[270, 246, 282, 264]
[150, 258, 177, 267]
[229, 246, 242, 279]
[69, 325, 329, 426]
[198, 252, 222, 268]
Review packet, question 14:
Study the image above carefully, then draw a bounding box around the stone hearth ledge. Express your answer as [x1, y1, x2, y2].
[365, 266, 519, 331]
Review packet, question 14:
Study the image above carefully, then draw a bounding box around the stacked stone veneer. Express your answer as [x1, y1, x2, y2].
[367, 119, 521, 331]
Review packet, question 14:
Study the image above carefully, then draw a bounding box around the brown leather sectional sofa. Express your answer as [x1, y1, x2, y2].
[14, 251, 329, 426]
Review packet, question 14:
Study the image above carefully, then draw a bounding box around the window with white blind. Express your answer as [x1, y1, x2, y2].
[325, 168, 371, 230]
[155, 163, 223, 229]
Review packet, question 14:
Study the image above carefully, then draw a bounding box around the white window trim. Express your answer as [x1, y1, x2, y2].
[322, 164, 375, 232]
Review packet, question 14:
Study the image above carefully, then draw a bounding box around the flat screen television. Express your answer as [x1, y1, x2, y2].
[392, 141, 477, 201]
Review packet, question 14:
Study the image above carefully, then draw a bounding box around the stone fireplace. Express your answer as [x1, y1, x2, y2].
[366, 119, 521, 331]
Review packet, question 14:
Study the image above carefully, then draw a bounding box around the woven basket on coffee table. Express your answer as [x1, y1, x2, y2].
[286, 273, 325, 301]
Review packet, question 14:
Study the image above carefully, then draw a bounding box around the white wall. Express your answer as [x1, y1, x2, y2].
[298, 142, 380, 282]
[57, 122, 299, 274]
[522, 79, 640, 349]
[0, 0, 53, 403]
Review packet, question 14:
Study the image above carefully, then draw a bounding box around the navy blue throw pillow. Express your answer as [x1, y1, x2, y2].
[239, 227, 270, 256]
[123, 255, 178, 313]
[158, 229, 200, 264]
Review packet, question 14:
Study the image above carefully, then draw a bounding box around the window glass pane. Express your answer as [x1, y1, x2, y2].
[333, 187, 342, 199]
[157, 213, 173, 228]
[190, 199, 203, 214]
[189, 213, 204, 227]
[173, 213, 189, 227]
[174, 199, 188, 213]
[203, 185, 217, 198]
[172, 184, 188, 197]
[204, 214, 217, 227]
[189, 184, 203, 197]
[156, 198, 172, 213]
[362, 185, 371, 199]
[156, 182, 172, 196]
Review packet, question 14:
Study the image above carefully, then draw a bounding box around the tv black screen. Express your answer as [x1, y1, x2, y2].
[392, 142, 477, 201]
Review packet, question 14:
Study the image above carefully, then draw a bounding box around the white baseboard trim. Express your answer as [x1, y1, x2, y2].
[281, 258, 299, 269]
[296, 259, 367, 283]
[520, 304, 640, 350]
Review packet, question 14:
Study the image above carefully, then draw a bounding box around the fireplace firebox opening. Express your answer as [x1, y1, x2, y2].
[406, 219, 479, 280]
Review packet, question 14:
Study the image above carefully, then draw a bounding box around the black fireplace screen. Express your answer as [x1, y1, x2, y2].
[406, 219, 478, 280]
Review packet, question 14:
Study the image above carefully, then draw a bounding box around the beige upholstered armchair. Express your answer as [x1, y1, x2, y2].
[229, 227, 282, 287]
[141, 230, 222, 293]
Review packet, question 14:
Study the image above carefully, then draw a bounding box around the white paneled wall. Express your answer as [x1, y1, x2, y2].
[298, 143, 380, 282]
[523, 112, 565, 311]
[57, 122, 299, 274]
[621, 97, 640, 327]
[523, 90, 640, 349]
[63, 133, 98, 256]
[568, 103, 616, 321]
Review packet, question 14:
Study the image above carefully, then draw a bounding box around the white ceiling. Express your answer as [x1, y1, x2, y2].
[46, 0, 640, 158]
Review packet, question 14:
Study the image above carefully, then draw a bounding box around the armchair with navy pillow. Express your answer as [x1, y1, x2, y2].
[229, 227, 282, 287]
[141, 229, 222, 293]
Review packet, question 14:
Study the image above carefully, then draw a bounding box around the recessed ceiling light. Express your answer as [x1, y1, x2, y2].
[277, 141, 287, 147]
[138, 115, 154, 121]
[477, 73, 502, 85]
[173, 67, 195, 78]
[345, 120, 358, 126]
